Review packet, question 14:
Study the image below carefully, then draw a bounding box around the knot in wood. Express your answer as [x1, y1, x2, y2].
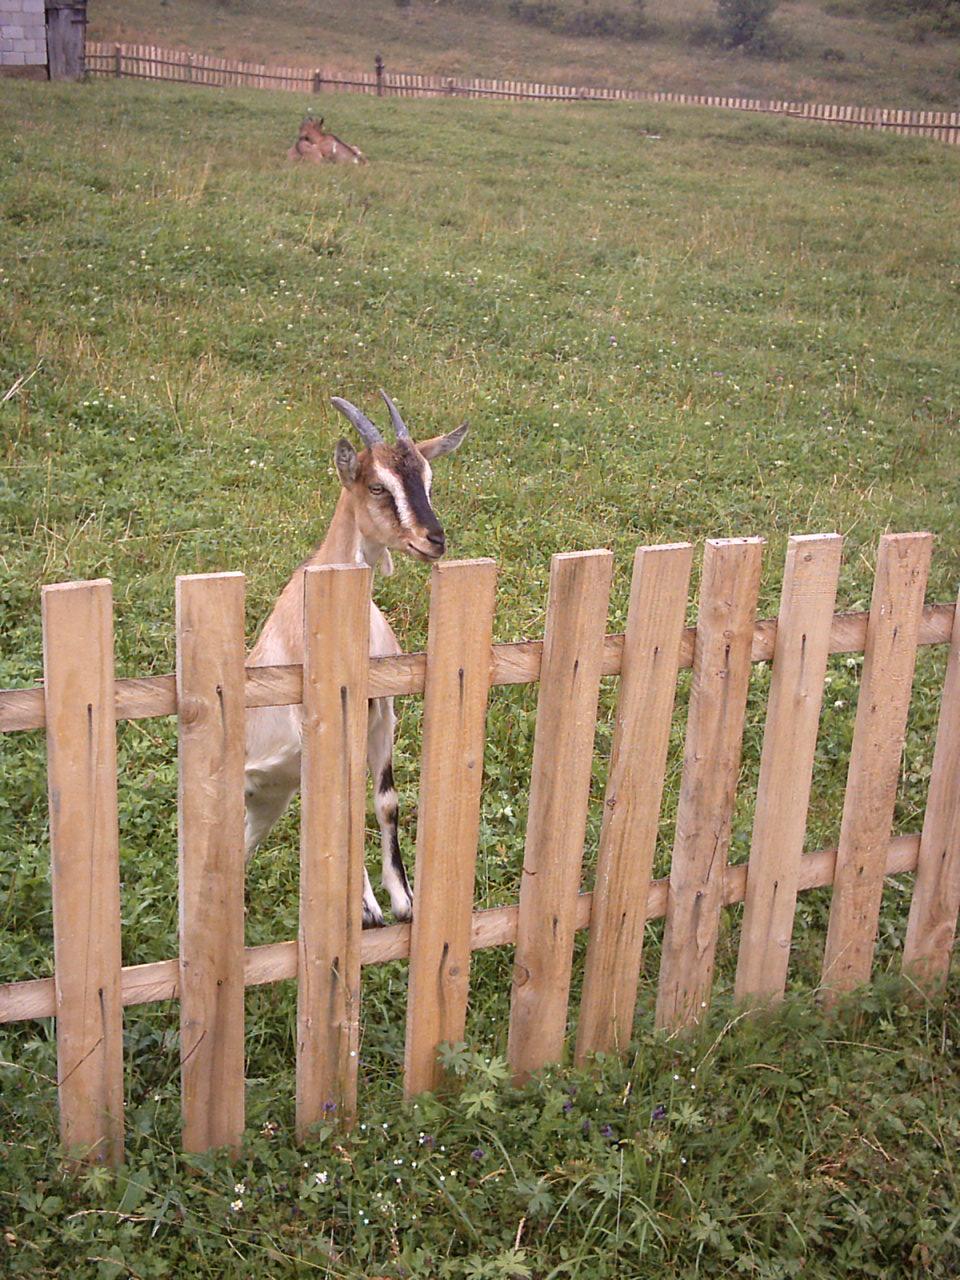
[178, 696, 205, 727]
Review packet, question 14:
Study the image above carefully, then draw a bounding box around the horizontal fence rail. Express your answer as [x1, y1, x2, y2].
[1, 533, 959, 1166]
[82, 41, 960, 147]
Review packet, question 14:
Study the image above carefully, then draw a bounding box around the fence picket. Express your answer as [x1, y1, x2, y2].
[508, 551, 614, 1082]
[43, 580, 125, 1166]
[734, 535, 843, 1005]
[903, 584, 960, 987]
[575, 543, 693, 1063]
[655, 538, 764, 1031]
[80, 42, 960, 143]
[821, 533, 932, 997]
[176, 574, 246, 1154]
[296, 565, 370, 1137]
[404, 560, 498, 1097]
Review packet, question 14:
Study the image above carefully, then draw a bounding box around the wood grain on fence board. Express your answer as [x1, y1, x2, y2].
[821, 533, 932, 999]
[297, 565, 370, 1137]
[176, 573, 247, 1154]
[903, 585, 960, 989]
[0, 833, 924, 1025]
[2, 604, 955, 733]
[404, 560, 498, 1097]
[734, 535, 843, 1005]
[655, 538, 764, 1031]
[42, 580, 125, 1166]
[508, 550, 614, 1083]
[575, 543, 693, 1064]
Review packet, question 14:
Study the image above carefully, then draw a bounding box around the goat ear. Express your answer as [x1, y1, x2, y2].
[416, 422, 469, 460]
[334, 437, 359, 485]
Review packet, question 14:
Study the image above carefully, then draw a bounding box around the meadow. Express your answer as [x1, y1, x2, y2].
[87, 0, 960, 111]
[1, 76, 960, 1276]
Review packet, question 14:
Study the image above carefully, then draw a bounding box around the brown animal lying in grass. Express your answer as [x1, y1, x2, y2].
[287, 116, 368, 165]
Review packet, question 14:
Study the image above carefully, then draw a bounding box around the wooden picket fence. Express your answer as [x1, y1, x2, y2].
[1, 532, 959, 1167]
[82, 40, 960, 146]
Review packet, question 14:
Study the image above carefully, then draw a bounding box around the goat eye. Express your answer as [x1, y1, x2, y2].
[368, 483, 385, 496]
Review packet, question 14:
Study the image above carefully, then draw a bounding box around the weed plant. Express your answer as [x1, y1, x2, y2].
[3, 985, 960, 1276]
[1, 78, 959, 1276]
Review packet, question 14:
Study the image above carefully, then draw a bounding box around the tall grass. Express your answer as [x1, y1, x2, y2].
[1, 78, 959, 1276]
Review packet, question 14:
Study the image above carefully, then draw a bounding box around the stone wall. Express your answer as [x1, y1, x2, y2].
[1, 0, 47, 71]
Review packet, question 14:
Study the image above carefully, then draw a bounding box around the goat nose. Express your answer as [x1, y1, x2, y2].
[427, 529, 445, 552]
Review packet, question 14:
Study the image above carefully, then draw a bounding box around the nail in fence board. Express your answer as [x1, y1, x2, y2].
[655, 538, 764, 1031]
[734, 535, 843, 1005]
[903, 586, 960, 988]
[575, 543, 693, 1063]
[821, 532, 932, 997]
[508, 550, 614, 1082]
[42, 580, 125, 1166]
[404, 560, 498, 1097]
[296, 565, 370, 1137]
[176, 573, 247, 1154]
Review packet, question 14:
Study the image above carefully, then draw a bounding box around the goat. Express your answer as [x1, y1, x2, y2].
[287, 116, 368, 165]
[244, 391, 468, 926]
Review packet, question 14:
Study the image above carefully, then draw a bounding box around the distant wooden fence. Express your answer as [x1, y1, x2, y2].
[2, 533, 960, 1165]
[82, 41, 960, 146]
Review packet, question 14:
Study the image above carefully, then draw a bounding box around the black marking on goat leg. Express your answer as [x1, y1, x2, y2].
[378, 763, 395, 796]
[363, 903, 386, 929]
[390, 828, 411, 897]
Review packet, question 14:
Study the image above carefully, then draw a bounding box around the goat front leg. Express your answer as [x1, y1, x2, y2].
[367, 696, 413, 922]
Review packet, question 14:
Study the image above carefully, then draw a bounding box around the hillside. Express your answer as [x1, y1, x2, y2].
[86, 0, 960, 109]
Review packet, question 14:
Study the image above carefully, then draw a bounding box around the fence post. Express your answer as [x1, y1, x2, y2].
[375, 53, 384, 97]
[404, 560, 498, 1098]
[312, 69, 323, 94]
[655, 538, 764, 1032]
[821, 533, 932, 1000]
[296, 564, 370, 1138]
[113, 42, 121, 78]
[508, 550, 614, 1084]
[903, 582, 960, 989]
[176, 573, 247, 1155]
[42, 579, 125, 1167]
[734, 534, 843, 1007]
[575, 543, 693, 1064]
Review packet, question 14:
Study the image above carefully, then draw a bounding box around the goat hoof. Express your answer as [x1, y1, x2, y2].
[393, 905, 413, 924]
[362, 909, 386, 930]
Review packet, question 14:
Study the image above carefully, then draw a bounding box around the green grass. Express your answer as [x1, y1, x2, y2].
[1, 77, 960, 1276]
[5, 989, 960, 1276]
[87, 0, 960, 110]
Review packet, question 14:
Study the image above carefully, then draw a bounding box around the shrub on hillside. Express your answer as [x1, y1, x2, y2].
[507, 0, 648, 40]
[825, 0, 960, 31]
[714, 0, 780, 47]
[867, 0, 960, 33]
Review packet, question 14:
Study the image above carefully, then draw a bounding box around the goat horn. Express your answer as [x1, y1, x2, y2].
[379, 388, 410, 439]
[331, 396, 383, 447]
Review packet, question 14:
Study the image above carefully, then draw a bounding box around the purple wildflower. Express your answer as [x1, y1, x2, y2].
[470, 1147, 485, 1161]
[652, 1104, 667, 1121]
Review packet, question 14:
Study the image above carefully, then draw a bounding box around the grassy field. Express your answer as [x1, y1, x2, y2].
[87, 0, 960, 109]
[1, 76, 960, 1276]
